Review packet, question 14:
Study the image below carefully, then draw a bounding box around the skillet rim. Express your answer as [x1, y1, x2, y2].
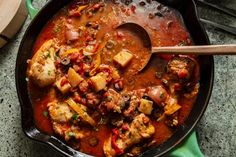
[15, 0, 214, 156]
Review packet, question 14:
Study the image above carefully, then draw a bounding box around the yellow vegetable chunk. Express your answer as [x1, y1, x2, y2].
[61, 48, 79, 58]
[103, 135, 116, 157]
[68, 68, 84, 87]
[66, 98, 96, 126]
[138, 99, 153, 115]
[113, 49, 133, 67]
[164, 103, 181, 115]
[90, 72, 107, 92]
[55, 77, 71, 94]
[112, 67, 120, 79]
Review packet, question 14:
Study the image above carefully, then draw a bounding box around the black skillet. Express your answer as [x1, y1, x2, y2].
[15, 0, 214, 156]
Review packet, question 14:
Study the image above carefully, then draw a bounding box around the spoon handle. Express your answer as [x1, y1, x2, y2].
[152, 44, 236, 55]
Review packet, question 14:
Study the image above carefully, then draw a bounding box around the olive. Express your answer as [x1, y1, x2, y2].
[60, 57, 70, 65]
[106, 40, 116, 49]
[92, 23, 99, 29]
[124, 0, 132, 5]
[114, 80, 123, 91]
[85, 21, 92, 27]
[162, 78, 169, 86]
[84, 70, 90, 77]
[156, 4, 162, 10]
[88, 137, 99, 147]
[148, 13, 155, 19]
[155, 12, 163, 17]
[142, 94, 151, 100]
[84, 56, 92, 63]
[123, 94, 130, 102]
[155, 72, 162, 79]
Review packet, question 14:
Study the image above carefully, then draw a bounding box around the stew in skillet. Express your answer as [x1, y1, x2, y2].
[27, 0, 200, 156]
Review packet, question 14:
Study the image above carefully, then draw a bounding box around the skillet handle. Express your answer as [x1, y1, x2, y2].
[26, 0, 39, 19]
[167, 131, 204, 157]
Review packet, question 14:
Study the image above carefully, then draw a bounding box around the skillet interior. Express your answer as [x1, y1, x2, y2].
[15, 0, 214, 156]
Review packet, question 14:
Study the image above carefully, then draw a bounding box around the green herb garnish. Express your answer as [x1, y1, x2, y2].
[159, 92, 164, 99]
[71, 113, 78, 121]
[42, 111, 48, 117]
[68, 132, 76, 137]
[107, 96, 113, 101]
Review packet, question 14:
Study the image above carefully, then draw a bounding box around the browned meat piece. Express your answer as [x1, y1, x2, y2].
[86, 92, 101, 108]
[123, 89, 146, 118]
[103, 114, 155, 156]
[167, 56, 195, 83]
[52, 122, 90, 141]
[147, 86, 168, 106]
[101, 89, 125, 113]
[65, 24, 79, 42]
[78, 80, 89, 93]
[123, 95, 140, 118]
[28, 39, 59, 87]
[48, 101, 74, 123]
[48, 101, 90, 141]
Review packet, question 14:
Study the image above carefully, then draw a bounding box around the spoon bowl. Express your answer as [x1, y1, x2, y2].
[117, 22, 236, 71]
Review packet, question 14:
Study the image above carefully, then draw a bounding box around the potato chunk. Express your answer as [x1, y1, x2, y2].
[138, 99, 153, 115]
[90, 72, 107, 91]
[68, 68, 84, 87]
[55, 77, 71, 94]
[113, 49, 133, 67]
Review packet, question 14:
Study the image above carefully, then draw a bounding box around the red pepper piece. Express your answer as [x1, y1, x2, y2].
[178, 69, 188, 79]
[70, 53, 80, 62]
[60, 78, 69, 86]
[111, 128, 124, 155]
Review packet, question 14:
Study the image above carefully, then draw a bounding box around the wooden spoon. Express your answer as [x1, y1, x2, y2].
[117, 22, 236, 71]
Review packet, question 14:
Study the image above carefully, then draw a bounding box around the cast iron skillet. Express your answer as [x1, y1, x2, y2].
[15, 0, 214, 156]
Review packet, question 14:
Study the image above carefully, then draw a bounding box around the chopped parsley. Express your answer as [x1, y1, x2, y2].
[54, 25, 61, 34]
[178, 40, 187, 46]
[43, 52, 51, 59]
[159, 92, 164, 99]
[42, 111, 48, 117]
[47, 70, 51, 76]
[68, 132, 76, 137]
[71, 113, 78, 121]
[120, 101, 125, 108]
[107, 96, 113, 101]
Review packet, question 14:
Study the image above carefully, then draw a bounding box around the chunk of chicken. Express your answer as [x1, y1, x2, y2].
[52, 122, 90, 141]
[123, 89, 146, 118]
[167, 56, 195, 83]
[28, 39, 59, 87]
[48, 101, 74, 123]
[101, 89, 125, 113]
[48, 101, 90, 141]
[103, 114, 155, 156]
[147, 86, 168, 106]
